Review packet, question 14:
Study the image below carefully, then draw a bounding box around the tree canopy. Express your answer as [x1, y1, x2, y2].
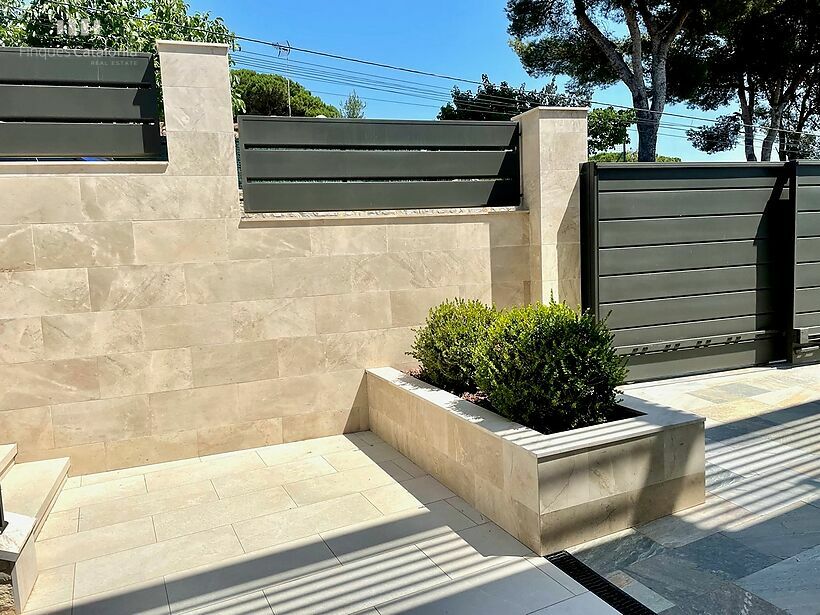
[437, 74, 584, 121]
[342, 91, 367, 119]
[506, 0, 694, 161]
[232, 69, 340, 118]
[2, 0, 233, 51]
[677, 0, 820, 161]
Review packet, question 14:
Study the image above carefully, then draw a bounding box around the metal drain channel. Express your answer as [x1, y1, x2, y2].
[545, 551, 657, 615]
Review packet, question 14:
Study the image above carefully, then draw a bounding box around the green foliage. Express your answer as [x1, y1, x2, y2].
[0, 0, 26, 46]
[232, 69, 340, 118]
[409, 298, 498, 393]
[16, 0, 234, 52]
[588, 107, 634, 154]
[342, 90, 367, 119]
[473, 302, 626, 433]
[590, 151, 681, 162]
[438, 74, 587, 121]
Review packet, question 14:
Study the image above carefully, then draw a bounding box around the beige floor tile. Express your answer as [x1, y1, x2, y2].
[183, 591, 273, 615]
[144, 451, 264, 492]
[38, 508, 79, 541]
[211, 457, 337, 499]
[363, 483, 425, 515]
[233, 493, 382, 553]
[399, 475, 454, 504]
[153, 486, 295, 542]
[445, 497, 488, 525]
[73, 525, 243, 599]
[81, 456, 201, 486]
[70, 577, 171, 614]
[255, 435, 358, 467]
[63, 476, 81, 489]
[320, 500, 476, 564]
[79, 480, 218, 531]
[284, 465, 397, 506]
[322, 449, 378, 471]
[51, 475, 147, 513]
[390, 456, 426, 478]
[23, 563, 75, 612]
[697, 399, 773, 423]
[372, 460, 413, 482]
[164, 535, 339, 613]
[264, 545, 449, 615]
[416, 523, 533, 579]
[36, 516, 156, 570]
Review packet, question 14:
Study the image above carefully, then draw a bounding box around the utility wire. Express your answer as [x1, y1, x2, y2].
[35, 0, 820, 143]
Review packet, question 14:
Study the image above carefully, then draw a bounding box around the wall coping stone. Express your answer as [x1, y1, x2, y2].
[512, 106, 589, 121]
[240, 206, 527, 224]
[155, 40, 229, 55]
[0, 161, 169, 176]
[0, 513, 34, 563]
[366, 366, 704, 463]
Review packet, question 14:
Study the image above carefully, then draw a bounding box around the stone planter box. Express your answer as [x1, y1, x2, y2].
[366, 367, 705, 555]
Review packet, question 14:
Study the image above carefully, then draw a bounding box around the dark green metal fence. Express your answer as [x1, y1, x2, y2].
[0, 47, 162, 159]
[581, 161, 813, 381]
[237, 116, 521, 212]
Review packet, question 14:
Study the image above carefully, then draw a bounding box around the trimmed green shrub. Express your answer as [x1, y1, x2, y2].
[409, 298, 497, 392]
[474, 301, 626, 433]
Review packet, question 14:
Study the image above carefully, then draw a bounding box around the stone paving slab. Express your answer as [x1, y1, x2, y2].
[25, 432, 614, 614]
[570, 363, 820, 614]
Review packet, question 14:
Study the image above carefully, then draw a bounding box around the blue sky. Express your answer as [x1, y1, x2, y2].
[189, 0, 742, 161]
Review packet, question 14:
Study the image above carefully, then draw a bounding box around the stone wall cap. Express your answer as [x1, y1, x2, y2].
[156, 40, 230, 55]
[0, 513, 35, 562]
[367, 367, 704, 462]
[0, 160, 169, 176]
[512, 106, 589, 121]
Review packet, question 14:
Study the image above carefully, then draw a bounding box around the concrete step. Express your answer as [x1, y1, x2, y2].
[1, 457, 70, 537]
[0, 443, 16, 480]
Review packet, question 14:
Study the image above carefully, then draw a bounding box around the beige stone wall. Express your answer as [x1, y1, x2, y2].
[0, 41, 533, 475]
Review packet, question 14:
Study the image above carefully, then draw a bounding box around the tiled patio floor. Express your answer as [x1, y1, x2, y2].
[25, 431, 616, 615]
[571, 363, 820, 615]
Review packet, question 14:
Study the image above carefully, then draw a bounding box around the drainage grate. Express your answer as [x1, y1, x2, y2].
[545, 551, 657, 614]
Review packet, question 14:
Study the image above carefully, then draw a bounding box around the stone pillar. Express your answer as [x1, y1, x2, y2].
[156, 40, 237, 180]
[514, 107, 588, 307]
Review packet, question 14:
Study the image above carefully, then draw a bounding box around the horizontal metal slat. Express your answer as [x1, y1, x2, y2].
[603, 290, 775, 330]
[599, 266, 767, 303]
[599, 240, 768, 276]
[599, 215, 768, 248]
[0, 122, 162, 158]
[797, 211, 820, 237]
[242, 179, 520, 212]
[795, 311, 820, 329]
[611, 315, 777, 348]
[796, 262, 820, 287]
[0, 48, 155, 85]
[241, 149, 518, 180]
[623, 339, 780, 382]
[796, 185, 820, 211]
[598, 188, 777, 220]
[797, 237, 820, 262]
[238, 116, 519, 149]
[597, 164, 788, 192]
[795, 287, 820, 314]
[0, 84, 158, 121]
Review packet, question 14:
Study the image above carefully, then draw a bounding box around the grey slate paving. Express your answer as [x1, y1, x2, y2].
[737, 544, 820, 615]
[660, 583, 787, 615]
[624, 551, 727, 605]
[570, 531, 666, 577]
[725, 501, 820, 559]
[670, 533, 781, 581]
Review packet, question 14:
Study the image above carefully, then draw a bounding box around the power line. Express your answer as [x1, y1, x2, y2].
[32, 0, 820, 144]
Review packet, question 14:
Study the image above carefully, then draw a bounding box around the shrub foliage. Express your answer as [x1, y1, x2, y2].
[473, 302, 626, 433]
[409, 298, 497, 393]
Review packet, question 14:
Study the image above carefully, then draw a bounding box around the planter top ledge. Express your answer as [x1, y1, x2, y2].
[367, 367, 704, 462]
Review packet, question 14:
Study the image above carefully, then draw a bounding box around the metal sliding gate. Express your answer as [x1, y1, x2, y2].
[581, 161, 820, 382]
